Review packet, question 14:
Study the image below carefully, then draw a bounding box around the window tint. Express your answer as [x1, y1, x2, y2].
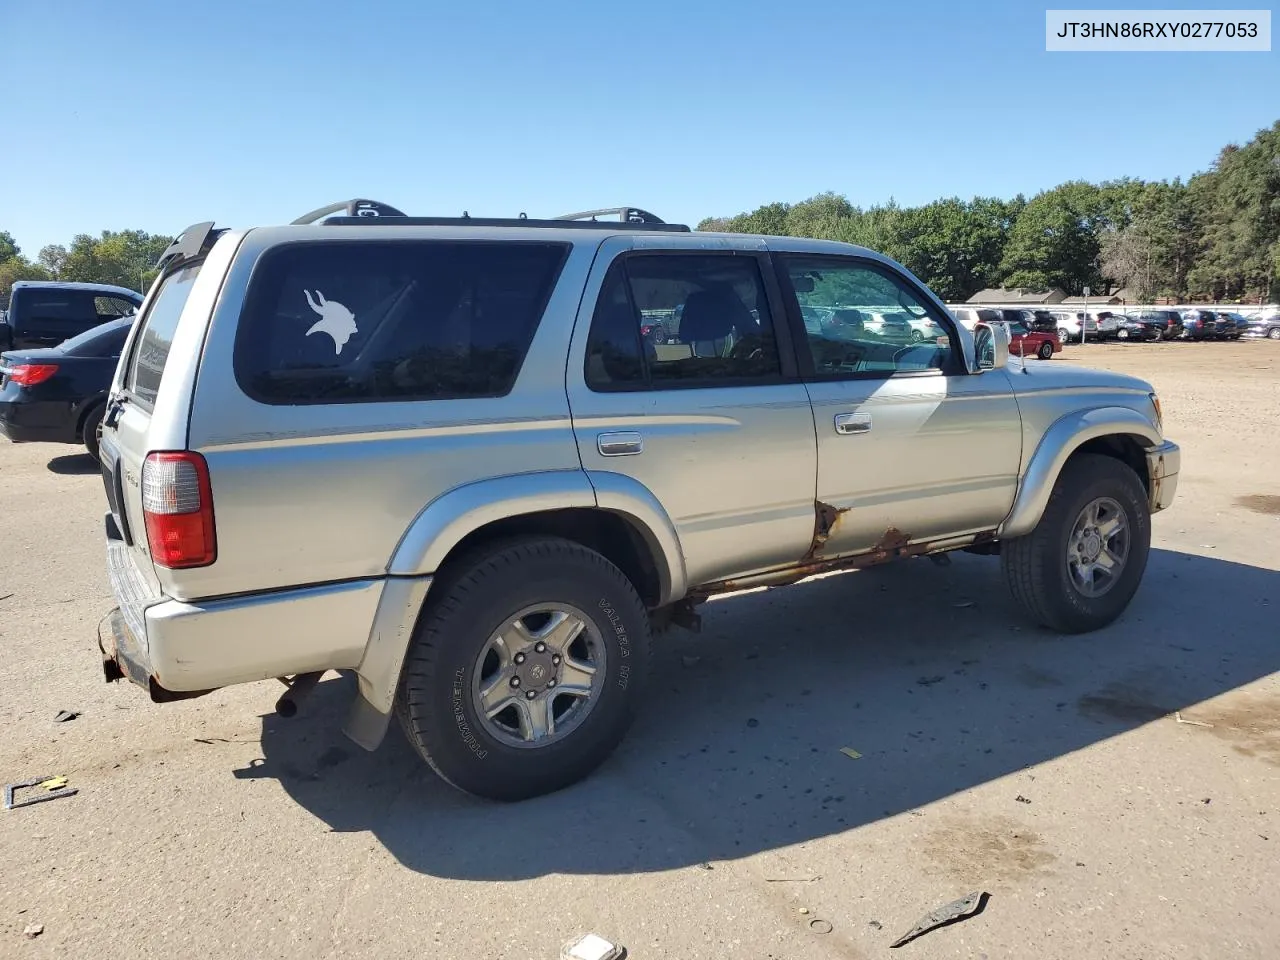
[235, 241, 567, 404]
[126, 264, 201, 408]
[784, 256, 954, 376]
[15, 290, 96, 327]
[584, 254, 781, 390]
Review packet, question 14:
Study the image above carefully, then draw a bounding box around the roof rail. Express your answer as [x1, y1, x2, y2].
[555, 207, 668, 224]
[292, 198, 409, 225]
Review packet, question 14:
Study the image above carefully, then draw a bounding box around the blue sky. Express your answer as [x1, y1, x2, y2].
[2, 0, 1277, 254]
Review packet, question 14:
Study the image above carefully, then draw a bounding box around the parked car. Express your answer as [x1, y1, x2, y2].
[863, 309, 914, 340]
[1130, 310, 1183, 340]
[997, 319, 1062, 359]
[1179, 309, 1217, 340]
[0, 281, 142, 352]
[1241, 311, 1280, 340]
[1112, 315, 1162, 342]
[1090, 312, 1121, 340]
[1048, 310, 1097, 343]
[1215, 312, 1248, 340]
[0, 315, 134, 460]
[93, 200, 1180, 802]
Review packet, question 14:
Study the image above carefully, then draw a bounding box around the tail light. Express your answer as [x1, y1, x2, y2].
[141, 452, 216, 568]
[7, 363, 59, 386]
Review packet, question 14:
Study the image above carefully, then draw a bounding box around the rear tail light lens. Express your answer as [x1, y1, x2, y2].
[8, 363, 59, 386]
[141, 452, 216, 568]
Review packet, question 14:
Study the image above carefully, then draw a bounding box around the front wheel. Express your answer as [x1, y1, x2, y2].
[1001, 454, 1151, 633]
[1269, 327, 1280, 340]
[1058, 328, 1072, 344]
[1038, 341, 1054, 360]
[397, 537, 651, 801]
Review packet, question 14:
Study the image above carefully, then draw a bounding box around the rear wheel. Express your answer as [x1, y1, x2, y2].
[396, 537, 651, 801]
[1037, 341, 1054, 360]
[1269, 327, 1280, 340]
[1058, 327, 1071, 344]
[1001, 454, 1150, 633]
[82, 403, 106, 462]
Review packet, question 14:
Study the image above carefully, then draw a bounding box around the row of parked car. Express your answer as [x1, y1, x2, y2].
[950, 305, 1280, 346]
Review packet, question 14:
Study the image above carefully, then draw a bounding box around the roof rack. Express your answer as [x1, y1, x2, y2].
[301, 198, 690, 232]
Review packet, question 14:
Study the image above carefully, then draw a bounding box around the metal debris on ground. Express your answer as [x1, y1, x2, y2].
[1175, 711, 1214, 728]
[561, 933, 624, 960]
[808, 918, 833, 935]
[53, 710, 79, 723]
[764, 875, 820, 883]
[890, 891, 988, 948]
[4, 775, 78, 810]
[869, 920, 883, 930]
[23, 923, 44, 939]
[1015, 795, 1031, 804]
[839, 747, 863, 760]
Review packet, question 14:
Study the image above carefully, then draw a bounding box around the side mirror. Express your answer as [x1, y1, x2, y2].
[973, 321, 1010, 371]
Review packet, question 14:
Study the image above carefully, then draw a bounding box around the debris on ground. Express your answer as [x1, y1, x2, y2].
[561, 933, 623, 960]
[798, 907, 810, 915]
[916, 676, 945, 687]
[53, 710, 79, 723]
[4, 775, 78, 810]
[764, 875, 820, 883]
[23, 923, 44, 939]
[1175, 711, 1214, 728]
[0, 593, 14, 602]
[839, 747, 863, 760]
[890, 891, 988, 948]
[808, 918, 833, 935]
[869, 920, 883, 930]
[696, 862, 714, 871]
[1015, 795, 1032, 804]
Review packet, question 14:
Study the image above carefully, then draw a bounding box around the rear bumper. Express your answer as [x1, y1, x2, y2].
[100, 537, 385, 695]
[1146, 439, 1180, 514]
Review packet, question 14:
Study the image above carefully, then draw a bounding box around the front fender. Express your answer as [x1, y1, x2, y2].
[999, 407, 1162, 538]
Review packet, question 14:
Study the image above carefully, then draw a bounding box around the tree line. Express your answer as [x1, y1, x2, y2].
[0, 230, 173, 309]
[698, 119, 1280, 304]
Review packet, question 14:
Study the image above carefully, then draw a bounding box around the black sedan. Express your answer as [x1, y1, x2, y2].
[0, 316, 133, 461]
[1112, 315, 1162, 342]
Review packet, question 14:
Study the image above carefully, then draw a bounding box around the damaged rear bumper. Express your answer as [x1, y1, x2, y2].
[97, 607, 210, 702]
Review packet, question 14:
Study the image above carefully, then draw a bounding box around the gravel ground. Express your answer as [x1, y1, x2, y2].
[2, 340, 1278, 959]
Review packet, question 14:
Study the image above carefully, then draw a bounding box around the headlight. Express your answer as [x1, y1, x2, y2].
[1150, 393, 1163, 431]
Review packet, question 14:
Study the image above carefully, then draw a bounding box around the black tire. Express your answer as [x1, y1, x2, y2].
[1001, 454, 1150, 634]
[1268, 327, 1280, 341]
[1037, 341, 1054, 360]
[396, 537, 651, 801]
[81, 403, 106, 462]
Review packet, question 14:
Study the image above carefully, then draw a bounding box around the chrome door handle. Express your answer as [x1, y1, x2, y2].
[834, 412, 872, 435]
[597, 431, 644, 456]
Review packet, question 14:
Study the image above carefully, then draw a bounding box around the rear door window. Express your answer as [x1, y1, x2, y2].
[15, 289, 98, 335]
[233, 241, 568, 404]
[124, 264, 202, 409]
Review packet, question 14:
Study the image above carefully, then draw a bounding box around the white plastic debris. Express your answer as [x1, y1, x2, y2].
[561, 933, 624, 960]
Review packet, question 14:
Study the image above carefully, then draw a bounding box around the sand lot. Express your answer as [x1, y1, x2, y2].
[2, 340, 1277, 959]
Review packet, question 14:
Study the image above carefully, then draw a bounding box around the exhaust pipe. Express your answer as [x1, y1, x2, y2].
[275, 671, 325, 718]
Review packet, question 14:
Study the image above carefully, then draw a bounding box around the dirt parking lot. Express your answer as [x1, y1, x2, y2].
[2, 341, 1278, 959]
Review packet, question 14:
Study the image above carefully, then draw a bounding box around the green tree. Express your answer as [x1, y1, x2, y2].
[1000, 181, 1109, 293]
[0, 258, 53, 309]
[38, 244, 69, 277]
[0, 230, 18, 264]
[56, 229, 173, 291]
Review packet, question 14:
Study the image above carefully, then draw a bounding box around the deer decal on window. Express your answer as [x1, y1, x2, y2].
[303, 289, 358, 355]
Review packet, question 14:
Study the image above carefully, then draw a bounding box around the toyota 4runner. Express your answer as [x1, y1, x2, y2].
[95, 200, 1180, 801]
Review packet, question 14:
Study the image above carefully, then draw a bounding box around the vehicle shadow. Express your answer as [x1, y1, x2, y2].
[241, 548, 1280, 880]
[47, 453, 98, 475]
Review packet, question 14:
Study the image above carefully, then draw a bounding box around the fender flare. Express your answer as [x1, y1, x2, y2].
[346, 470, 686, 742]
[998, 407, 1161, 539]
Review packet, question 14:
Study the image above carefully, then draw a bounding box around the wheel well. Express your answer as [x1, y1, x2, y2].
[1069, 434, 1149, 494]
[437, 509, 663, 607]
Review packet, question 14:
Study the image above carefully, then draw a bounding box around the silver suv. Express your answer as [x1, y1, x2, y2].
[95, 200, 1181, 801]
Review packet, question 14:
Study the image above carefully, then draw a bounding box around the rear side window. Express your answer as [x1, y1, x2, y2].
[95, 296, 139, 321]
[234, 241, 568, 404]
[13, 290, 97, 329]
[125, 264, 202, 409]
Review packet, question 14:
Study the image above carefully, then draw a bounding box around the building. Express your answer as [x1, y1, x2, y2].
[966, 287, 1067, 305]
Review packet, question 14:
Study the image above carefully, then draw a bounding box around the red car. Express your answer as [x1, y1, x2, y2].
[1002, 321, 1062, 360]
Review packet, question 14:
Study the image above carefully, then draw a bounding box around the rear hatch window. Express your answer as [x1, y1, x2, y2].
[232, 240, 568, 404]
[123, 264, 202, 408]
